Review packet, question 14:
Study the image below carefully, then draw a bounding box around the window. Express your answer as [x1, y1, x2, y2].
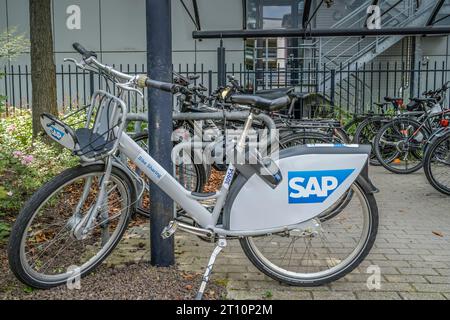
[245, 0, 306, 88]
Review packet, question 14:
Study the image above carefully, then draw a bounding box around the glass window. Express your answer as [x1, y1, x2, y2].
[245, 0, 306, 89]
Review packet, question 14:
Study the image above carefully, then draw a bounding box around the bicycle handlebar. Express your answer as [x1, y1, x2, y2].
[73, 42, 97, 60]
[422, 81, 450, 97]
[144, 78, 176, 92]
[70, 42, 189, 94]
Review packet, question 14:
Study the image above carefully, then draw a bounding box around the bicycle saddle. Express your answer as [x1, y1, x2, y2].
[255, 87, 295, 100]
[230, 94, 291, 111]
[384, 96, 402, 102]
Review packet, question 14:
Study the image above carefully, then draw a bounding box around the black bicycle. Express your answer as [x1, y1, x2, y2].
[374, 106, 450, 174]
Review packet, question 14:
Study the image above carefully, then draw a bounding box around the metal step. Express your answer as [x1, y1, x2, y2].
[322, 0, 436, 93]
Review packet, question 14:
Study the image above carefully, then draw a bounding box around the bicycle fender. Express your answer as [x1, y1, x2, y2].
[223, 144, 372, 231]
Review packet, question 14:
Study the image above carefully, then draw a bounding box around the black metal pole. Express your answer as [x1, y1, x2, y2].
[146, 0, 175, 267]
[217, 39, 226, 87]
[193, 27, 450, 39]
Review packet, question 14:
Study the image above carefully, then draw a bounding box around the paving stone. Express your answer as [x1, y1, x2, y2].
[227, 289, 312, 300]
[384, 254, 424, 261]
[355, 292, 402, 300]
[368, 259, 410, 268]
[408, 261, 449, 268]
[395, 248, 432, 255]
[412, 284, 450, 293]
[425, 276, 450, 284]
[312, 291, 357, 300]
[330, 282, 414, 292]
[384, 275, 428, 284]
[397, 268, 440, 276]
[436, 268, 450, 276]
[399, 292, 447, 300]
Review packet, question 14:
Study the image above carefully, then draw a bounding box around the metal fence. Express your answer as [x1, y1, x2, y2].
[1, 61, 449, 116]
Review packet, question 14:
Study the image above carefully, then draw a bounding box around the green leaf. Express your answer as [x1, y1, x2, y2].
[0, 186, 8, 199]
[23, 286, 34, 294]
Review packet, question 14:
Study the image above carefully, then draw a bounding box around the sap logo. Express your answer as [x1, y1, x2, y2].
[288, 169, 354, 204]
[50, 126, 65, 141]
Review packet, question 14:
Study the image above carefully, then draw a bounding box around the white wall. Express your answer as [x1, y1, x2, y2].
[0, 0, 244, 107]
[0, 0, 243, 70]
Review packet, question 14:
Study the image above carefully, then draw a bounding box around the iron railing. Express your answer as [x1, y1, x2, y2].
[1, 61, 449, 117]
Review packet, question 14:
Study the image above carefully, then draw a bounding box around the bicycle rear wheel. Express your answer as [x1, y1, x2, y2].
[8, 164, 135, 289]
[240, 181, 378, 286]
[424, 131, 450, 195]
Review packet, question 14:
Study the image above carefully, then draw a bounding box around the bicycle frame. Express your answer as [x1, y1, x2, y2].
[116, 112, 284, 237]
[62, 51, 370, 239]
[407, 109, 450, 143]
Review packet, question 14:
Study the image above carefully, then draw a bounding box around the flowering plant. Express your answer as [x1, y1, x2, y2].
[0, 111, 78, 242]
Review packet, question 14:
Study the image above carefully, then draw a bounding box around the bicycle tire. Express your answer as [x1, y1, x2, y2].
[424, 131, 450, 195]
[8, 164, 135, 289]
[240, 180, 378, 286]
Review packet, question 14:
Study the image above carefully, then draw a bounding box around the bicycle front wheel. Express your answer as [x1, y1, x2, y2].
[8, 164, 135, 289]
[240, 181, 378, 286]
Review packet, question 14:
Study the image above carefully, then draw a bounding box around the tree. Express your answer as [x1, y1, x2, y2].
[29, 0, 57, 137]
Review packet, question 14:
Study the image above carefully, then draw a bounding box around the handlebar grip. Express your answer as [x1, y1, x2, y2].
[72, 43, 97, 59]
[145, 78, 176, 93]
[443, 81, 450, 90]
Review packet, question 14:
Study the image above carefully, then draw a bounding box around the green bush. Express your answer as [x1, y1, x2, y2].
[0, 111, 78, 242]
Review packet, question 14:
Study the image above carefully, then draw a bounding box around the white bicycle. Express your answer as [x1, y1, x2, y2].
[8, 43, 379, 299]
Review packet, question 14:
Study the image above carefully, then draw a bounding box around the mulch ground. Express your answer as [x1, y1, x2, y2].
[0, 168, 228, 300]
[0, 245, 225, 300]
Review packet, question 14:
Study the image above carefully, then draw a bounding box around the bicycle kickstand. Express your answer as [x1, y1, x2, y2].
[195, 237, 227, 300]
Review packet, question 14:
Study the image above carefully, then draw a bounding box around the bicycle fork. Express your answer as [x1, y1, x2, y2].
[72, 157, 113, 242]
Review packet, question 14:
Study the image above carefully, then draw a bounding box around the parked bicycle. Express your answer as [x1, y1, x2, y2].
[373, 83, 450, 174]
[353, 96, 406, 165]
[8, 44, 378, 299]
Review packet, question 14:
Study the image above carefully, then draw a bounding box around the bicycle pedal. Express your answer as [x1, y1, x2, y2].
[161, 221, 178, 239]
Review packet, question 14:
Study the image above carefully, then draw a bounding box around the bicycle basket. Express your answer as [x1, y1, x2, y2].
[41, 90, 127, 161]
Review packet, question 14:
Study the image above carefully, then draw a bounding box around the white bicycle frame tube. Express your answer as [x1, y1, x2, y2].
[119, 131, 236, 229]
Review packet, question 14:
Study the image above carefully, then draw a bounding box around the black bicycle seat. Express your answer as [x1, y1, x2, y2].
[384, 96, 402, 102]
[230, 94, 291, 112]
[255, 87, 295, 100]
